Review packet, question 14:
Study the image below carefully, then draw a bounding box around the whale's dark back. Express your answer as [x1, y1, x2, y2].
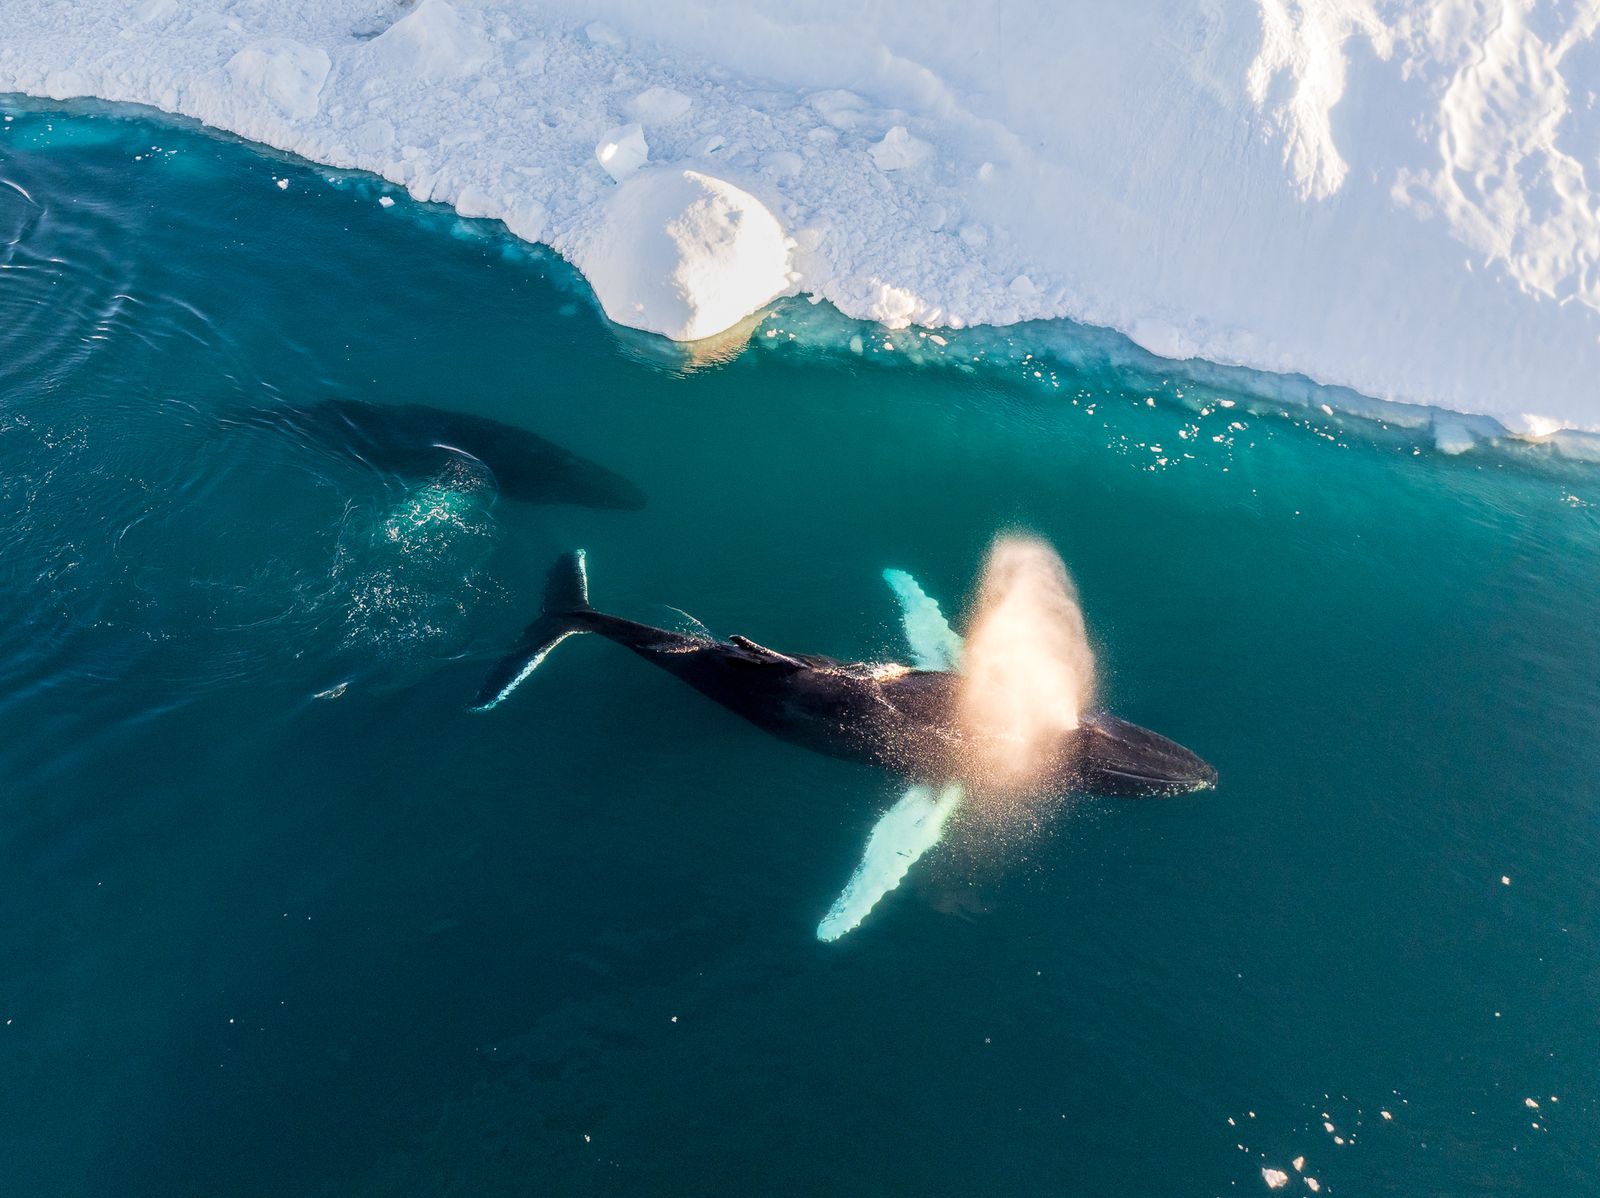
[474, 552, 1217, 798]
[237, 399, 646, 510]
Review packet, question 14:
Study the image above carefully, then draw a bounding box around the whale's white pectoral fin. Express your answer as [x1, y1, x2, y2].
[816, 782, 965, 942]
[882, 569, 963, 671]
[816, 570, 968, 941]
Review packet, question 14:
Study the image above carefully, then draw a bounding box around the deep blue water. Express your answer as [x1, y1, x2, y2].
[3, 101, 1598, 1197]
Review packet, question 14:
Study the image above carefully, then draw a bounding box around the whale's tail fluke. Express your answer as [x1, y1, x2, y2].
[471, 550, 592, 710]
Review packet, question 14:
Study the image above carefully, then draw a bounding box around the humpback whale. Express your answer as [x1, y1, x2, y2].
[235, 399, 646, 510]
[474, 551, 1216, 937]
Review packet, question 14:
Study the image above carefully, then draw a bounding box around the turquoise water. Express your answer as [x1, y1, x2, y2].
[3, 101, 1598, 1197]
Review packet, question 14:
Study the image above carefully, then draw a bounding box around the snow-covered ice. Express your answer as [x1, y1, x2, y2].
[5, 0, 1600, 430]
[572, 167, 792, 342]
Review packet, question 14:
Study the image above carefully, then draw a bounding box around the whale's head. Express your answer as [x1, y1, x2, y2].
[1061, 711, 1217, 798]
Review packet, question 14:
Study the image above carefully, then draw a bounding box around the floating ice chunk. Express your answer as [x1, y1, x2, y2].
[595, 122, 649, 183]
[870, 125, 933, 171]
[222, 39, 330, 122]
[1262, 1167, 1290, 1189]
[883, 568, 963, 671]
[626, 86, 692, 126]
[1431, 417, 1476, 455]
[572, 168, 792, 342]
[378, 195, 395, 208]
[864, 279, 920, 328]
[817, 783, 964, 942]
[365, 0, 491, 81]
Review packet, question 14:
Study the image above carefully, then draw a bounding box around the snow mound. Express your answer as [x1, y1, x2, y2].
[364, 0, 492, 81]
[625, 86, 692, 126]
[218, 40, 330, 123]
[870, 126, 932, 172]
[572, 168, 794, 342]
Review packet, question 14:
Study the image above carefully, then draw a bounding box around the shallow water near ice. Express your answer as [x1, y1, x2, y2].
[3, 103, 1598, 1196]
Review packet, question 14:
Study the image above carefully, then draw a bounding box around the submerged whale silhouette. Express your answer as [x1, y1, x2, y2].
[236, 399, 646, 510]
[476, 552, 1214, 793]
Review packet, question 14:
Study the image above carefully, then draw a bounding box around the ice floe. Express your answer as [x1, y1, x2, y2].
[5, 0, 1600, 430]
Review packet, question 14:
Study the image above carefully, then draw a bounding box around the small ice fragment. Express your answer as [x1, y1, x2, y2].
[625, 85, 691, 126]
[928, 334, 948, 347]
[1501, 875, 1511, 885]
[1322, 1122, 1335, 1134]
[869, 125, 933, 171]
[1380, 1109, 1392, 1120]
[583, 1134, 591, 1143]
[670, 1015, 678, 1023]
[1523, 1097, 1538, 1109]
[1292, 1157, 1304, 1171]
[1319, 403, 1333, 415]
[595, 123, 648, 183]
[276, 178, 288, 190]
[1262, 1167, 1289, 1189]
[1306, 1179, 1321, 1193]
[1333, 1137, 1344, 1146]
[378, 196, 395, 208]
